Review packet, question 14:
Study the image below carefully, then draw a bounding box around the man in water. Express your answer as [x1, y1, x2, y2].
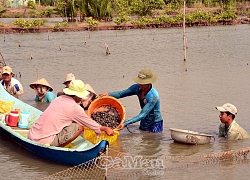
[216, 103, 250, 140]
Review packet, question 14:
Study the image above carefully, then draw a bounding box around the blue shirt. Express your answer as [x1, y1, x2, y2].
[35, 91, 56, 103]
[109, 84, 163, 130]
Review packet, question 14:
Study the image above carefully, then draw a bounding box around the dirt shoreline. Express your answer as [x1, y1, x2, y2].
[0, 17, 250, 34]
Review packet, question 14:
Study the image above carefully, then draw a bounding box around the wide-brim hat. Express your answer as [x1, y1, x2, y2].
[63, 73, 75, 84]
[133, 68, 158, 84]
[30, 78, 53, 92]
[63, 80, 90, 98]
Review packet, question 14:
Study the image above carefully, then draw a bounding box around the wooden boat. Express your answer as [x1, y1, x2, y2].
[0, 85, 108, 166]
[169, 128, 214, 145]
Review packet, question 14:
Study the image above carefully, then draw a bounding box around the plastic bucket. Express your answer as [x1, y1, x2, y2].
[84, 96, 125, 144]
[87, 96, 125, 126]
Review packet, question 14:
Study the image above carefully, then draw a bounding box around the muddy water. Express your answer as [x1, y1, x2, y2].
[0, 24, 250, 179]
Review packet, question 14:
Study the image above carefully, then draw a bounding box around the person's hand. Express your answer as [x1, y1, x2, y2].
[115, 123, 125, 131]
[101, 126, 114, 136]
[99, 92, 109, 97]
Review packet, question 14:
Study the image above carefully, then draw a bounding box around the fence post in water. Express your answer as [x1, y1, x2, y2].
[105, 43, 110, 55]
[48, 30, 50, 41]
[183, 0, 187, 61]
[3, 29, 5, 42]
[18, 40, 20, 47]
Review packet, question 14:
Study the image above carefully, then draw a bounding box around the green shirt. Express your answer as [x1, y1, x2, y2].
[219, 120, 250, 140]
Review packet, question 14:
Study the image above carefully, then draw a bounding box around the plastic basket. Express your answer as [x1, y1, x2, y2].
[83, 128, 120, 144]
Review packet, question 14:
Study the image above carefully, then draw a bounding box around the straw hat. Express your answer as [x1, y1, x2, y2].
[85, 84, 96, 95]
[30, 78, 53, 92]
[63, 80, 90, 98]
[133, 68, 158, 84]
[63, 73, 75, 84]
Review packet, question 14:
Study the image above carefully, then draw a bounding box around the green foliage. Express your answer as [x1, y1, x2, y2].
[28, 10, 38, 18]
[27, 1, 36, 9]
[248, 9, 250, 18]
[0, 7, 7, 17]
[114, 12, 131, 25]
[215, 10, 237, 20]
[44, 7, 54, 17]
[131, 0, 165, 16]
[165, 3, 180, 14]
[0, 22, 4, 27]
[13, 18, 46, 28]
[54, 22, 69, 29]
[85, 17, 100, 27]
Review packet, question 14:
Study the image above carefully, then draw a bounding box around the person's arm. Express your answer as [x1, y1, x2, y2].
[124, 99, 155, 126]
[100, 126, 114, 136]
[100, 84, 139, 99]
[14, 83, 24, 95]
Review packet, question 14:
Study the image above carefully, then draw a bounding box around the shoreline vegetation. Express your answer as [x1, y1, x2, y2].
[0, 2, 250, 34]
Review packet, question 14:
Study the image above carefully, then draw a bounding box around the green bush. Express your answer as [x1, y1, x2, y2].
[0, 22, 4, 27]
[54, 22, 69, 29]
[85, 17, 99, 27]
[27, 1, 36, 9]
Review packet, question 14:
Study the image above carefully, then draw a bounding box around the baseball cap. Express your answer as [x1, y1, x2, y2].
[215, 103, 237, 115]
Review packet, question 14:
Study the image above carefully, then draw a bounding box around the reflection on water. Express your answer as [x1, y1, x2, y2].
[0, 25, 250, 179]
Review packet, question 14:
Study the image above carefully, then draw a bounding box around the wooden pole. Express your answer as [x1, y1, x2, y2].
[183, 0, 187, 61]
[0, 51, 6, 66]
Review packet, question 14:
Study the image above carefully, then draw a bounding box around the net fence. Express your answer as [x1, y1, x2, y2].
[40, 146, 250, 180]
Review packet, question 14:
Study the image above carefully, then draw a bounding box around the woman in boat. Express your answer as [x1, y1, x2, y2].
[27, 79, 114, 147]
[30, 78, 56, 103]
[100, 68, 163, 133]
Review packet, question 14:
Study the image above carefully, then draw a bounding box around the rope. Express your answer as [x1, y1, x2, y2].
[210, 28, 230, 69]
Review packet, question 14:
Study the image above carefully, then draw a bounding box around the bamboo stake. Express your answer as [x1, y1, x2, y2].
[105, 43, 110, 55]
[18, 40, 21, 47]
[183, 0, 187, 61]
[0, 51, 6, 66]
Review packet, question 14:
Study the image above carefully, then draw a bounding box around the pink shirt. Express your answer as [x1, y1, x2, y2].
[28, 95, 101, 145]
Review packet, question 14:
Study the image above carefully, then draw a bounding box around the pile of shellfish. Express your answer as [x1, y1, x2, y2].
[91, 105, 121, 129]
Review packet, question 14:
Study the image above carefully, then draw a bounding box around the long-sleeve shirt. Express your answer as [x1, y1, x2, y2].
[109, 84, 163, 130]
[1, 78, 24, 95]
[28, 95, 101, 145]
[219, 120, 250, 140]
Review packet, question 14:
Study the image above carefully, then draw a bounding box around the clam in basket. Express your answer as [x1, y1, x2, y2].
[84, 96, 125, 144]
[169, 128, 214, 145]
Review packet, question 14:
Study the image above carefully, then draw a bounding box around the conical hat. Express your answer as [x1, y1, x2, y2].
[85, 84, 96, 95]
[30, 78, 53, 91]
